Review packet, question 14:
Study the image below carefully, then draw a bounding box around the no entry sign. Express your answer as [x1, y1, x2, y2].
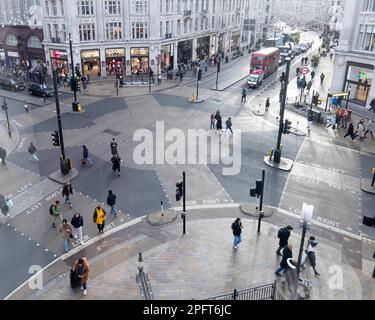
[301, 66, 310, 75]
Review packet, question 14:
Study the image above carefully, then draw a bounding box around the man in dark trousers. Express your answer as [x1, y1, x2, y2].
[111, 154, 122, 176]
[344, 122, 356, 140]
[275, 244, 293, 276]
[310, 70, 316, 81]
[320, 73, 325, 85]
[265, 97, 270, 111]
[106, 190, 117, 216]
[110, 138, 118, 156]
[0, 147, 6, 167]
[241, 87, 247, 103]
[276, 225, 293, 256]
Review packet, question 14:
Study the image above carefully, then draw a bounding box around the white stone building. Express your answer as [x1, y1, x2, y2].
[41, 0, 270, 77]
[327, 0, 345, 39]
[331, 0, 375, 108]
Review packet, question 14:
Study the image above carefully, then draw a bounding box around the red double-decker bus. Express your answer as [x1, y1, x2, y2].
[250, 48, 280, 78]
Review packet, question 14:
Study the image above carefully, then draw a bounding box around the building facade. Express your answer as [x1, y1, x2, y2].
[41, 0, 268, 77]
[0, 0, 45, 69]
[331, 0, 375, 107]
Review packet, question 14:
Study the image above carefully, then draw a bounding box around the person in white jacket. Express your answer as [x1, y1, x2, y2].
[301, 236, 320, 276]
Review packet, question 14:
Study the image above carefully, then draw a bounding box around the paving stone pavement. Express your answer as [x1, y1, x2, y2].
[25, 215, 375, 300]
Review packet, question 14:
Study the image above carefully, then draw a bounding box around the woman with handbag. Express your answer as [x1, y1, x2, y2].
[59, 219, 73, 253]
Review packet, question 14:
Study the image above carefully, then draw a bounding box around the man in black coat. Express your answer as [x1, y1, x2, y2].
[107, 190, 117, 216]
[0, 147, 6, 167]
[275, 244, 293, 276]
[276, 225, 293, 256]
[111, 154, 121, 176]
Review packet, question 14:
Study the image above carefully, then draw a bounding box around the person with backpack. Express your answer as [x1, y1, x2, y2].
[276, 225, 293, 256]
[107, 190, 117, 216]
[28, 142, 39, 163]
[301, 236, 320, 276]
[110, 138, 118, 156]
[275, 244, 293, 276]
[71, 212, 84, 245]
[59, 219, 73, 253]
[62, 182, 73, 208]
[231, 217, 243, 250]
[50, 200, 63, 228]
[93, 205, 107, 233]
[73, 257, 90, 296]
[225, 117, 233, 135]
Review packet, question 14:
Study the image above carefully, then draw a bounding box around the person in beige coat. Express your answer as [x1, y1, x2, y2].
[59, 219, 72, 253]
[73, 257, 90, 295]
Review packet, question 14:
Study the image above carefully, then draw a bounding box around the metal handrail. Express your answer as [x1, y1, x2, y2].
[208, 281, 287, 300]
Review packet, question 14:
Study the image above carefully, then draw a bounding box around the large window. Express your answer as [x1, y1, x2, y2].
[132, 22, 148, 39]
[77, 0, 95, 15]
[45, 0, 50, 16]
[28, 36, 43, 49]
[357, 24, 375, 52]
[5, 34, 17, 46]
[106, 22, 122, 40]
[79, 23, 96, 41]
[51, 0, 57, 15]
[132, 0, 148, 14]
[105, 0, 121, 15]
[364, 0, 375, 11]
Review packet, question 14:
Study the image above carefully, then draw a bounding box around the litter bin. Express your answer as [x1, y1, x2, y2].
[60, 159, 71, 176]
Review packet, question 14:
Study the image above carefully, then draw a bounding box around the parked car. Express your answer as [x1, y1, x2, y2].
[0, 77, 26, 91]
[299, 44, 308, 53]
[28, 83, 54, 97]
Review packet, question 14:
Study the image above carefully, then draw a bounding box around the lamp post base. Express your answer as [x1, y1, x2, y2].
[264, 156, 294, 172]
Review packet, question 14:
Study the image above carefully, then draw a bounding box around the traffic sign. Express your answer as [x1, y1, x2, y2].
[301, 66, 310, 75]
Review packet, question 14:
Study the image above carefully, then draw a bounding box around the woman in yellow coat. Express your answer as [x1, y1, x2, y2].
[93, 205, 107, 233]
[73, 257, 89, 296]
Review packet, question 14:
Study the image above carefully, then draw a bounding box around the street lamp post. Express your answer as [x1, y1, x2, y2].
[346, 85, 351, 109]
[295, 203, 314, 299]
[1, 97, 11, 138]
[273, 55, 291, 164]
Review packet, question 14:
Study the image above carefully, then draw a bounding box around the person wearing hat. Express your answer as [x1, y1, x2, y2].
[276, 225, 293, 256]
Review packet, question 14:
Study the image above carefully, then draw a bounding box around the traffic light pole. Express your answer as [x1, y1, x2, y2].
[52, 69, 66, 160]
[182, 171, 186, 234]
[2, 97, 12, 138]
[257, 170, 265, 234]
[215, 62, 220, 90]
[69, 34, 77, 102]
[274, 57, 291, 164]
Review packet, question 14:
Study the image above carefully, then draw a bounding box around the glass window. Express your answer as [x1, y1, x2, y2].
[132, 22, 148, 39]
[105, 1, 121, 15]
[132, 0, 148, 13]
[106, 22, 122, 40]
[79, 23, 96, 41]
[60, 0, 64, 15]
[45, 0, 50, 16]
[77, 0, 94, 15]
[6, 34, 18, 46]
[28, 35, 43, 48]
[357, 24, 375, 52]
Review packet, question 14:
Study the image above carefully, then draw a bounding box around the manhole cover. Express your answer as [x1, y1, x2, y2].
[103, 129, 122, 136]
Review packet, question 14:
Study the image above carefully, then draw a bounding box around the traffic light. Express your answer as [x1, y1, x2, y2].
[76, 79, 81, 92]
[176, 181, 183, 201]
[283, 119, 292, 134]
[198, 69, 202, 81]
[70, 77, 76, 91]
[52, 130, 60, 146]
[217, 62, 221, 73]
[250, 180, 263, 197]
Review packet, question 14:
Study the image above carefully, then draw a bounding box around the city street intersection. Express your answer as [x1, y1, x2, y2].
[1, 31, 375, 300]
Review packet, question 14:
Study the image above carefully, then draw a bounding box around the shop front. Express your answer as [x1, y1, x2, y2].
[210, 35, 217, 57]
[196, 36, 210, 60]
[161, 44, 174, 71]
[50, 49, 69, 77]
[344, 62, 373, 106]
[130, 47, 149, 74]
[105, 48, 125, 76]
[218, 33, 226, 53]
[231, 31, 241, 52]
[81, 49, 101, 77]
[6, 51, 20, 67]
[177, 40, 193, 64]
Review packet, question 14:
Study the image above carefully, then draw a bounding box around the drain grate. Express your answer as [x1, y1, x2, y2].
[103, 129, 122, 136]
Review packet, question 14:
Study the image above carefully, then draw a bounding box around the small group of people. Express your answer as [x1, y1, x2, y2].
[210, 110, 233, 135]
[344, 119, 374, 141]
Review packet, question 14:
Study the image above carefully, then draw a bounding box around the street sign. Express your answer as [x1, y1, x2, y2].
[301, 66, 310, 75]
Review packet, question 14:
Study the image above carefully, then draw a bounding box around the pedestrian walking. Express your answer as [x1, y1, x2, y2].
[225, 117, 233, 135]
[62, 182, 73, 208]
[296, 67, 300, 77]
[107, 190, 117, 216]
[110, 138, 118, 156]
[28, 142, 39, 163]
[369, 98, 375, 113]
[357, 119, 366, 140]
[231, 217, 243, 250]
[0, 147, 6, 167]
[265, 97, 270, 111]
[276, 225, 293, 256]
[320, 73, 325, 85]
[111, 154, 122, 176]
[216, 113, 222, 135]
[275, 244, 293, 276]
[50, 200, 63, 228]
[329, 52, 333, 60]
[59, 219, 73, 253]
[71, 212, 84, 245]
[344, 122, 356, 140]
[210, 114, 215, 130]
[306, 81, 312, 94]
[241, 88, 247, 103]
[73, 257, 89, 296]
[364, 119, 374, 139]
[93, 205, 107, 233]
[301, 236, 321, 276]
[0, 194, 9, 217]
[304, 57, 308, 65]
[310, 70, 315, 81]
[24, 100, 29, 113]
[82, 145, 93, 166]
[301, 57, 304, 65]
